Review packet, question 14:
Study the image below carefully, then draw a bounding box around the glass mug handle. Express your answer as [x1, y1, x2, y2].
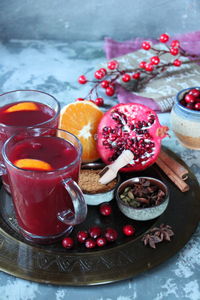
[0, 163, 6, 176]
[57, 178, 87, 225]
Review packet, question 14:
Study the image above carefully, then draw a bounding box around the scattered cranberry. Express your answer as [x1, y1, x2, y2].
[139, 61, 147, 69]
[185, 94, 196, 104]
[170, 47, 179, 56]
[159, 33, 169, 43]
[107, 60, 119, 70]
[132, 72, 140, 80]
[122, 73, 131, 82]
[189, 89, 200, 98]
[77, 230, 88, 243]
[95, 97, 104, 107]
[94, 69, 105, 80]
[96, 236, 107, 247]
[145, 63, 154, 72]
[173, 59, 182, 67]
[122, 225, 135, 236]
[195, 102, 200, 110]
[62, 237, 74, 249]
[89, 226, 102, 239]
[76, 98, 84, 101]
[171, 40, 180, 48]
[106, 86, 115, 97]
[105, 228, 118, 242]
[99, 203, 112, 216]
[85, 238, 96, 249]
[78, 75, 87, 84]
[101, 80, 110, 89]
[150, 56, 160, 65]
[142, 41, 151, 50]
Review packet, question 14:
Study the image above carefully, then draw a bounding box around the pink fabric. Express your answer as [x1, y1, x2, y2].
[104, 31, 200, 111]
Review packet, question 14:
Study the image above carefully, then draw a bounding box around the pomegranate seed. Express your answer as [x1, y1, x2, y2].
[78, 75, 87, 84]
[122, 73, 131, 82]
[171, 40, 180, 48]
[132, 72, 140, 79]
[105, 228, 118, 242]
[170, 47, 179, 56]
[159, 33, 169, 43]
[76, 98, 84, 101]
[185, 94, 196, 104]
[145, 63, 154, 72]
[195, 102, 200, 110]
[106, 86, 115, 97]
[141, 41, 151, 50]
[89, 226, 102, 239]
[189, 89, 200, 98]
[85, 238, 96, 249]
[139, 61, 147, 69]
[99, 203, 112, 216]
[77, 230, 88, 243]
[96, 237, 107, 247]
[95, 97, 104, 107]
[122, 225, 135, 236]
[101, 80, 110, 89]
[62, 237, 74, 249]
[150, 56, 160, 65]
[173, 59, 182, 67]
[107, 60, 119, 70]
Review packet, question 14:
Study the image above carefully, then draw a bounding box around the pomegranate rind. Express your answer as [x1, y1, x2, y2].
[97, 103, 168, 172]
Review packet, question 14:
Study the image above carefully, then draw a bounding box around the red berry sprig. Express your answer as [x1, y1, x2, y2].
[76, 33, 200, 106]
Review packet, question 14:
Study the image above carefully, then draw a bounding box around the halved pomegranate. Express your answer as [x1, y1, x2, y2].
[97, 103, 168, 172]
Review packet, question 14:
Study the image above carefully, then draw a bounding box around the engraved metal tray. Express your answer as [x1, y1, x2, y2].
[0, 149, 199, 286]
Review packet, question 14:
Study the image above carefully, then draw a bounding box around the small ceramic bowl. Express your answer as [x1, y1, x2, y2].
[116, 177, 169, 221]
[79, 162, 121, 206]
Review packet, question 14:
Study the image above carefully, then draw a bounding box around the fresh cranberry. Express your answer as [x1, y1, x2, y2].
[101, 80, 110, 89]
[85, 238, 96, 249]
[170, 47, 179, 56]
[107, 60, 119, 70]
[62, 237, 74, 249]
[122, 225, 135, 236]
[77, 230, 88, 243]
[189, 89, 200, 98]
[145, 63, 154, 72]
[150, 56, 160, 65]
[89, 226, 102, 239]
[184, 94, 196, 104]
[106, 86, 115, 97]
[99, 68, 107, 76]
[96, 236, 107, 247]
[173, 59, 182, 67]
[195, 102, 200, 110]
[171, 40, 180, 48]
[99, 203, 112, 216]
[122, 73, 131, 82]
[159, 33, 169, 43]
[78, 75, 87, 84]
[105, 228, 118, 242]
[139, 61, 147, 69]
[141, 41, 151, 50]
[186, 103, 194, 110]
[132, 72, 140, 79]
[95, 97, 104, 107]
[76, 98, 84, 101]
[94, 69, 105, 80]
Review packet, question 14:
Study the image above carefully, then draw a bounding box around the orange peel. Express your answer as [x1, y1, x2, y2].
[14, 159, 53, 171]
[6, 102, 39, 113]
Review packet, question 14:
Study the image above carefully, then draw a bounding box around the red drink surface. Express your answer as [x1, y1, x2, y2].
[0, 101, 55, 126]
[8, 136, 80, 237]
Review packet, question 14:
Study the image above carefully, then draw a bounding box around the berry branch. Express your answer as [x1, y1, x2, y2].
[77, 33, 200, 107]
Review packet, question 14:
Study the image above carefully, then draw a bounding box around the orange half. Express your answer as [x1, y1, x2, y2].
[6, 102, 39, 113]
[14, 159, 53, 171]
[59, 101, 104, 162]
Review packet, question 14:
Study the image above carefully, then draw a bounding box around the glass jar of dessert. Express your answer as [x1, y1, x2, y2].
[170, 87, 200, 150]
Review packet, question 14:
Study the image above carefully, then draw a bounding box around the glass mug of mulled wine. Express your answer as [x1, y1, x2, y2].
[0, 90, 60, 192]
[0, 127, 87, 244]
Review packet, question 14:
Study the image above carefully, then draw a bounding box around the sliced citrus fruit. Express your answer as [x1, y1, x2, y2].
[14, 159, 53, 171]
[59, 101, 104, 163]
[6, 102, 39, 113]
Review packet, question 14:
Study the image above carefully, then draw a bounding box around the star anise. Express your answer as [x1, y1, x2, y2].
[142, 224, 174, 248]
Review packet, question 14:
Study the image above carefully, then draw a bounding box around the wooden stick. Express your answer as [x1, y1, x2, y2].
[159, 149, 189, 180]
[156, 157, 189, 192]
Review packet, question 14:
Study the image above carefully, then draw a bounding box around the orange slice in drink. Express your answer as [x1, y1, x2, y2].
[59, 101, 104, 163]
[14, 159, 53, 171]
[6, 102, 39, 113]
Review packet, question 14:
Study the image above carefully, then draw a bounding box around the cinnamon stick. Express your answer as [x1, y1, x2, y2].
[159, 149, 189, 180]
[156, 157, 189, 192]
